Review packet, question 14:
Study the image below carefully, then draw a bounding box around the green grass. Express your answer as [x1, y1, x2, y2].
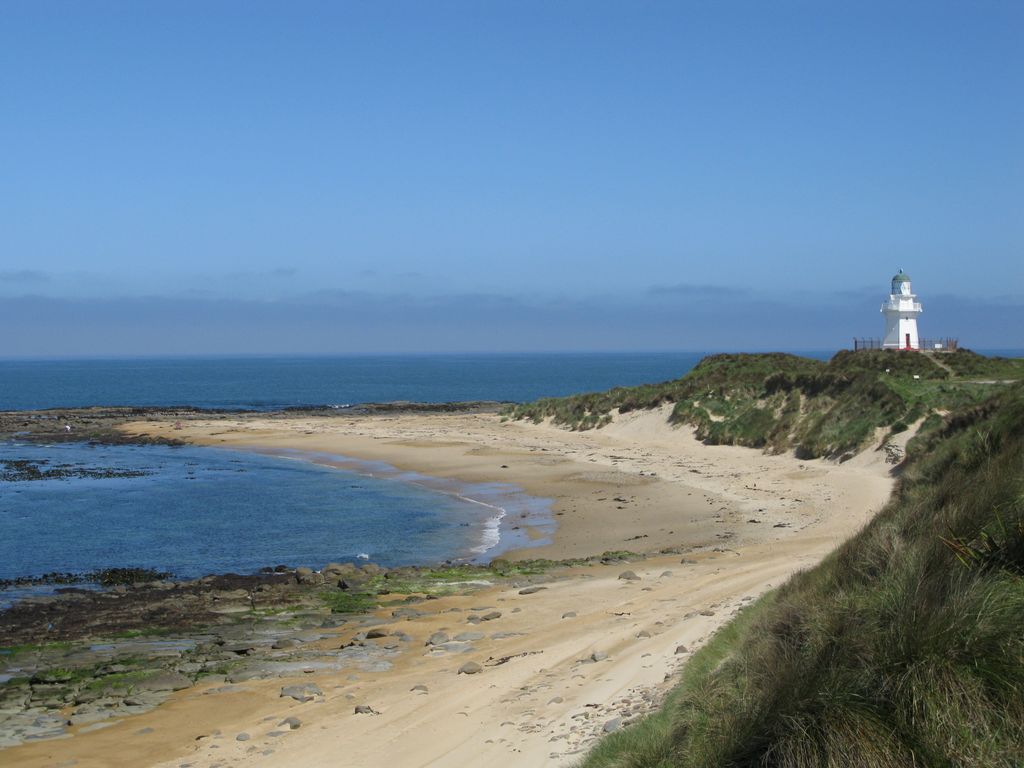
[319, 590, 379, 614]
[939, 350, 1024, 379]
[577, 382, 1024, 767]
[507, 349, 1023, 459]
[0, 641, 73, 658]
[83, 669, 150, 692]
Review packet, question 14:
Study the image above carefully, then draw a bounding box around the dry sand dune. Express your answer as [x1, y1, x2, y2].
[7, 408, 898, 768]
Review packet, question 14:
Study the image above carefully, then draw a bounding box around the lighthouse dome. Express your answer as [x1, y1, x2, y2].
[892, 270, 911, 283]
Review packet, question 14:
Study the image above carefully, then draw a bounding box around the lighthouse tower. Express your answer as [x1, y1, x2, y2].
[881, 270, 922, 350]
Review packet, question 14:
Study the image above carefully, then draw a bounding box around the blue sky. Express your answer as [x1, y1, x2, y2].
[2, 1, 1022, 355]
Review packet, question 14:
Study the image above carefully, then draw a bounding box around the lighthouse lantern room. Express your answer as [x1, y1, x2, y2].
[881, 269, 922, 350]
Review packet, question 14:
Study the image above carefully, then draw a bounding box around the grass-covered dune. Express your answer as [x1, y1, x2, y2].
[580, 381, 1024, 768]
[506, 349, 1024, 459]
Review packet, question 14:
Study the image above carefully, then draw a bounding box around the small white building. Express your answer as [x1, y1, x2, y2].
[881, 270, 922, 350]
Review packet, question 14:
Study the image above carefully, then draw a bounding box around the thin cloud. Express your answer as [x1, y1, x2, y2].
[648, 283, 745, 297]
[0, 270, 50, 283]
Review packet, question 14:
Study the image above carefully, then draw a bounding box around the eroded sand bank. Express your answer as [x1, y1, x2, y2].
[6, 408, 898, 768]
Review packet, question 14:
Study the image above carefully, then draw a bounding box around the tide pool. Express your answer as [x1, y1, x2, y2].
[0, 441, 551, 590]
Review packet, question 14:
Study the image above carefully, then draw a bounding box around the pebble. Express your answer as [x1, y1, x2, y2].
[562, 612, 577, 619]
[518, 586, 547, 595]
[235, 733, 250, 742]
[458, 662, 483, 675]
[674, 645, 689, 655]
[279, 717, 301, 730]
[603, 717, 622, 733]
[618, 571, 640, 581]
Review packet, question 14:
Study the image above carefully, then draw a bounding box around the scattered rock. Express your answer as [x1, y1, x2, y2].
[236, 733, 250, 742]
[562, 611, 577, 619]
[590, 651, 608, 662]
[518, 586, 547, 595]
[481, 611, 502, 621]
[458, 662, 483, 675]
[454, 631, 485, 642]
[410, 684, 428, 694]
[603, 717, 622, 733]
[136, 672, 192, 692]
[637, 630, 651, 639]
[365, 628, 389, 639]
[279, 717, 301, 730]
[280, 684, 322, 703]
[674, 644, 689, 655]
[354, 705, 379, 715]
[618, 571, 640, 581]
[427, 631, 449, 646]
[659, 570, 673, 577]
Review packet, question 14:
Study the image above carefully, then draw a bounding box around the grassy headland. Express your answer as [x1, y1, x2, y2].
[506, 349, 1024, 459]
[572, 372, 1024, 766]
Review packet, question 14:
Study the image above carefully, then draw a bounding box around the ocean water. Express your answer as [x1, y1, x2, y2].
[0, 353, 718, 411]
[0, 441, 550, 591]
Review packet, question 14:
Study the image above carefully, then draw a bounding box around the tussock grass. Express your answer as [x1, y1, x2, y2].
[578, 383, 1024, 767]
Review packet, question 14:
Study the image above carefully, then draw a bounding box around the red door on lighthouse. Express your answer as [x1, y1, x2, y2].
[905, 333, 911, 349]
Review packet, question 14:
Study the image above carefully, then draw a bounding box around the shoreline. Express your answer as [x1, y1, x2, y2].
[2, 407, 902, 767]
[238, 445, 556, 564]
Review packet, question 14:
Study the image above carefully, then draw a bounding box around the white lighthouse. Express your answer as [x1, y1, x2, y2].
[881, 269, 922, 350]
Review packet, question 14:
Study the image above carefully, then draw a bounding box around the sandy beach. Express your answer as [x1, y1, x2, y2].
[6, 407, 898, 767]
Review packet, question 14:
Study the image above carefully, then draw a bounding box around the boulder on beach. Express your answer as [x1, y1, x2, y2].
[135, 672, 192, 693]
[322, 562, 359, 578]
[294, 567, 323, 585]
[458, 661, 483, 675]
[281, 684, 322, 703]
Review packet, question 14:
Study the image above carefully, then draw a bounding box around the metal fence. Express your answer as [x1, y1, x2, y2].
[853, 338, 958, 352]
